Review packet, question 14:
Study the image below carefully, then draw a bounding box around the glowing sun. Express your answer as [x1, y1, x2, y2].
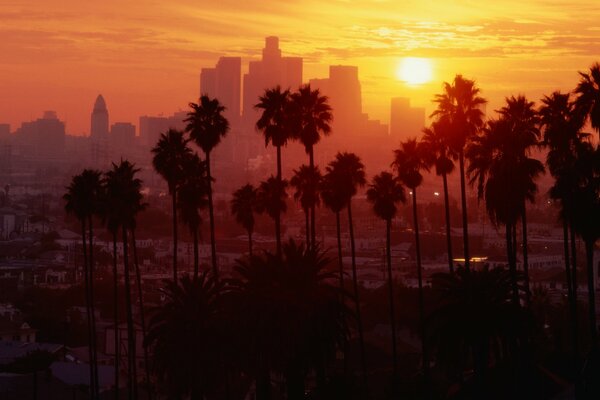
[397, 57, 433, 85]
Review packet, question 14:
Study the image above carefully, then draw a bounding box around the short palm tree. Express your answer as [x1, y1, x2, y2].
[177, 153, 209, 278]
[326, 152, 367, 383]
[256, 176, 288, 257]
[431, 75, 487, 270]
[151, 129, 193, 281]
[422, 119, 456, 273]
[290, 85, 333, 247]
[146, 273, 223, 399]
[186, 95, 230, 278]
[366, 171, 406, 378]
[231, 184, 259, 257]
[290, 164, 321, 248]
[392, 138, 430, 381]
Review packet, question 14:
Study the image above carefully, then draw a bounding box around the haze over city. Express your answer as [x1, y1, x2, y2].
[1, 1, 600, 400]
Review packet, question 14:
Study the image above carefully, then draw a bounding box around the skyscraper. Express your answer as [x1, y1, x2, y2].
[91, 94, 109, 139]
[200, 57, 242, 123]
[390, 97, 425, 140]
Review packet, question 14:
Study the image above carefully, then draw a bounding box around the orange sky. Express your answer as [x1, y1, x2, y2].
[1, 0, 599, 135]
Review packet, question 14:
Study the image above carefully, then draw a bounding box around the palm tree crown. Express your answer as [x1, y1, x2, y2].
[255, 86, 292, 148]
[151, 129, 192, 194]
[392, 139, 430, 189]
[290, 84, 333, 157]
[366, 172, 406, 222]
[185, 95, 230, 154]
[290, 165, 322, 214]
[231, 184, 259, 238]
[574, 62, 600, 135]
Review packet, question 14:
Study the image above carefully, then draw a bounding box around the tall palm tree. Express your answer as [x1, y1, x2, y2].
[151, 129, 193, 281]
[392, 138, 431, 382]
[146, 274, 223, 399]
[290, 84, 333, 246]
[431, 75, 487, 270]
[290, 165, 321, 248]
[326, 152, 367, 383]
[366, 171, 406, 378]
[422, 119, 456, 273]
[186, 95, 230, 278]
[231, 184, 259, 257]
[105, 160, 145, 400]
[255, 86, 292, 181]
[497, 95, 542, 303]
[256, 176, 288, 257]
[177, 153, 209, 279]
[574, 62, 600, 137]
[64, 170, 101, 399]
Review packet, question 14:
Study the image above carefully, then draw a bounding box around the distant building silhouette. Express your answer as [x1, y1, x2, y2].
[0, 124, 9, 140]
[91, 95, 109, 139]
[200, 57, 241, 123]
[14, 111, 65, 160]
[110, 122, 136, 159]
[390, 97, 425, 140]
[139, 111, 187, 148]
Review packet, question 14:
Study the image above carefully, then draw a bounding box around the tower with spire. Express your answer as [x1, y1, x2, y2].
[91, 94, 109, 139]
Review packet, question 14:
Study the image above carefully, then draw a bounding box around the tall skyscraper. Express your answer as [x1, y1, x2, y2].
[200, 57, 242, 123]
[390, 97, 425, 140]
[91, 94, 109, 139]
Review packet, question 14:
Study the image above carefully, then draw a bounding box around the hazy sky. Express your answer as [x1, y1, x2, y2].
[1, 0, 599, 135]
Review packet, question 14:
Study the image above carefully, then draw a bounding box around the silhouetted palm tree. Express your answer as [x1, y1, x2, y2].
[64, 170, 101, 399]
[574, 62, 600, 137]
[326, 152, 367, 383]
[231, 240, 350, 400]
[151, 129, 192, 281]
[290, 164, 321, 248]
[177, 153, 209, 278]
[186, 95, 230, 278]
[291, 85, 332, 246]
[105, 160, 145, 400]
[497, 95, 542, 303]
[146, 273, 223, 399]
[231, 184, 259, 257]
[422, 119, 456, 273]
[256, 176, 288, 257]
[431, 75, 486, 270]
[366, 171, 406, 378]
[393, 138, 431, 382]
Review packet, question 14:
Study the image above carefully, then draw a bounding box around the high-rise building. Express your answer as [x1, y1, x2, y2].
[91, 95, 109, 139]
[139, 111, 187, 148]
[0, 124, 9, 140]
[390, 97, 425, 140]
[110, 122, 136, 159]
[200, 57, 242, 123]
[14, 111, 65, 159]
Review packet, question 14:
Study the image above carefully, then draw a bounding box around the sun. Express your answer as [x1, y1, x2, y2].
[397, 57, 433, 85]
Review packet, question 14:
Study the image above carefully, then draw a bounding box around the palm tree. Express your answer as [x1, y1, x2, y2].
[431, 75, 487, 270]
[392, 138, 431, 382]
[146, 274, 223, 399]
[186, 95, 230, 278]
[256, 176, 288, 257]
[290, 84, 333, 246]
[177, 153, 209, 279]
[326, 152, 367, 383]
[231, 184, 259, 257]
[151, 129, 193, 281]
[231, 240, 351, 400]
[105, 160, 145, 400]
[366, 171, 406, 378]
[64, 169, 101, 399]
[574, 62, 600, 137]
[255, 86, 292, 181]
[290, 165, 321, 248]
[497, 95, 542, 303]
[422, 119, 456, 273]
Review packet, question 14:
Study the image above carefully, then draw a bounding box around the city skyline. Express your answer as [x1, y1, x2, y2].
[2, 1, 599, 134]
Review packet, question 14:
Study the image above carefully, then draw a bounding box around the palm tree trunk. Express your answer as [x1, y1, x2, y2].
[348, 201, 367, 385]
[458, 150, 470, 270]
[304, 209, 310, 248]
[112, 231, 120, 400]
[585, 239, 598, 349]
[563, 222, 579, 360]
[412, 189, 429, 384]
[386, 219, 398, 377]
[276, 144, 283, 257]
[248, 230, 253, 258]
[206, 151, 218, 278]
[122, 226, 137, 400]
[256, 370, 271, 400]
[570, 222, 578, 310]
[442, 172, 454, 273]
[335, 210, 348, 374]
[81, 221, 95, 399]
[87, 217, 99, 398]
[285, 365, 305, 400]
[506, 223, 519, 305]
[172, 188, 178, 282]
[309, 147, 316, 250]
[131, 229, 152, 399]
[192, 227, 199, 279]
[521, 203, 531, 305]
